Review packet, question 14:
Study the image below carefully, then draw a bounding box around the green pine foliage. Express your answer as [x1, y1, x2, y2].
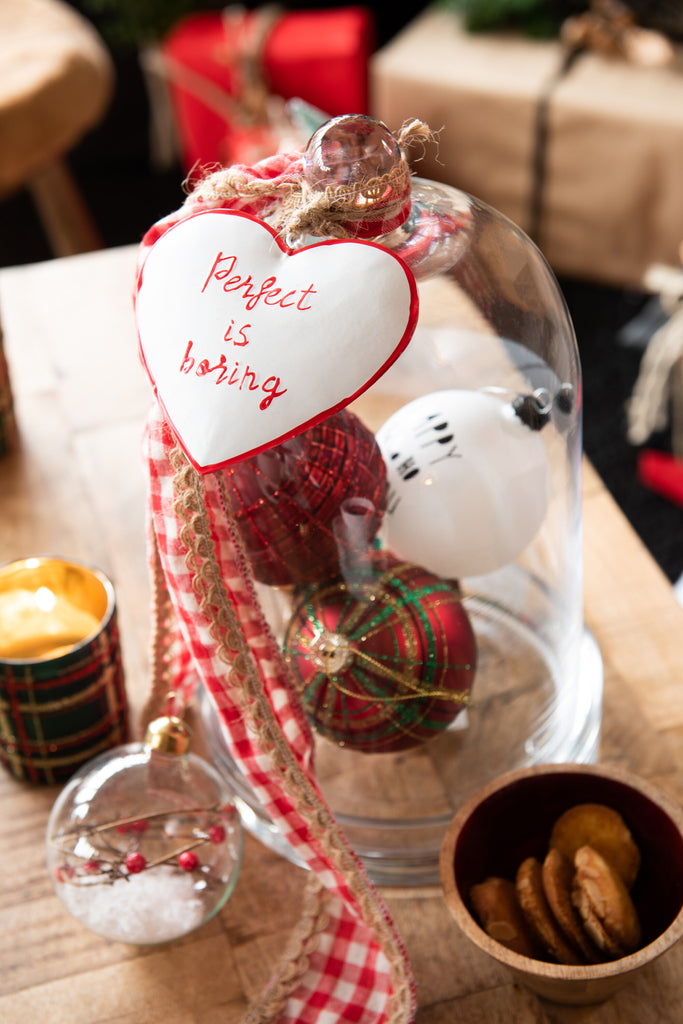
[78, 0, 223, 50]
[441, 0, 565, 36]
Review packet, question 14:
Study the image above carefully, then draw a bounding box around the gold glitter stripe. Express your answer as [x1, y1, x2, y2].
[0, 663, 120, 714]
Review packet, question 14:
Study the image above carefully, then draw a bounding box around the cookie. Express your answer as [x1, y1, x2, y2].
[516, 856, 583, 965]
[542, 848, 601, 962]
[470, 876, 538, 957]
[550, 803, 641, 888]
[572, 845, 642, 958]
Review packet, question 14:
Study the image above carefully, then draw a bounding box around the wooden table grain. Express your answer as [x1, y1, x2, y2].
[1, 245, 683, 1023]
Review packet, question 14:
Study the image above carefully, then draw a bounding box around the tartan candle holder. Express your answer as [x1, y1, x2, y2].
[0, 556, 128, 784]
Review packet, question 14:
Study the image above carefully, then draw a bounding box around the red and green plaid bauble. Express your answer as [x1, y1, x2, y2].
[219, 408, 387, 586]
[282, 554, 477, 753]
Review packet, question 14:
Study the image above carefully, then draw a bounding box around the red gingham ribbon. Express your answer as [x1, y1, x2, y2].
[138, 151, 416, 1023]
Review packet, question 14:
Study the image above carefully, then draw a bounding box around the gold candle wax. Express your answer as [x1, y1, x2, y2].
[0, 557, 128, 783]
[0, 565, 104, 660]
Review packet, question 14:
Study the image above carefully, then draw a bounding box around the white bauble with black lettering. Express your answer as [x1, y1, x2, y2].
[376, 389, 551, 579]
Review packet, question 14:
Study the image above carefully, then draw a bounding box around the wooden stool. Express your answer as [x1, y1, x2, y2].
[0, 0, 114, 257]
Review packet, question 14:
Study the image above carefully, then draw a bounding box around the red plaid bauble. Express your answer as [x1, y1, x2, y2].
[220, 408, 387, 586]
[282, 553, 477, 753]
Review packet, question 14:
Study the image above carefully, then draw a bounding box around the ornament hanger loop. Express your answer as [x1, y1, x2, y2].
[506, 384, 574, 430]
[532, 387, 553, 416]
[513, 389, 553, 430]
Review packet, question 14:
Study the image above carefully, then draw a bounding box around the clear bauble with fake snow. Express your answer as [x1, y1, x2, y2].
[46, 717, 243, 944]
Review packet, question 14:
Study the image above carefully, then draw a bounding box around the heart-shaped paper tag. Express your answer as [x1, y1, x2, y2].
[135, 209, 418, 472]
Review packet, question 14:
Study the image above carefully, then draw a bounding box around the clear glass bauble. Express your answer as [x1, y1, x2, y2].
[200, 121, 603, 885]
[46, 738, 243, 943]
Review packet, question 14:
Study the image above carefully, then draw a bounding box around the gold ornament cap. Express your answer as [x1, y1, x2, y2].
[144, 715, 192, 755]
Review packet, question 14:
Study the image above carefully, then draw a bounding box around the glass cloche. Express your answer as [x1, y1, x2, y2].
[191, 114, 604, 885]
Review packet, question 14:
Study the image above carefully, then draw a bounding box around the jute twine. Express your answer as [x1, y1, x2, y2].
[138, 123, 433, 1016]
[626, 259, 683, 449]
[186, 118, 435, 241]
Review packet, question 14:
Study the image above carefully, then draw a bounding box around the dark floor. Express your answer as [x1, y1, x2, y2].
[562, 278, 683, 585]
[1, 43, 682, 587]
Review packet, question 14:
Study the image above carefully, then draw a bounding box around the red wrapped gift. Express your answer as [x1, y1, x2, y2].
[161, 6, 375, 173]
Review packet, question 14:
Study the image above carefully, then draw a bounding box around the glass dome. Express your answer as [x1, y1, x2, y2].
[200, 117, 603, 885]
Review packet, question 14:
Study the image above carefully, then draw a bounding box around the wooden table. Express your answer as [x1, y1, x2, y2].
[1, 245, 683, 1023]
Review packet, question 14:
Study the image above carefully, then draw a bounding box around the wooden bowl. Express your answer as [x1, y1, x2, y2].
[439, 763, 683, 1005]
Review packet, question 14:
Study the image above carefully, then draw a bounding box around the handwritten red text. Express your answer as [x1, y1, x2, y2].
[223, 319, 251, 346]
[180, 340, 287, 410]
[202, 252, 317, 311]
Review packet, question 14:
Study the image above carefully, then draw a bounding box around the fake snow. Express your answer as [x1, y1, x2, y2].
[59, 864, 207, 944]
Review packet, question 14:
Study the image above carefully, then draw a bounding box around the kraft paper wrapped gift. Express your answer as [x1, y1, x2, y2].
[371, 7, 683, 289]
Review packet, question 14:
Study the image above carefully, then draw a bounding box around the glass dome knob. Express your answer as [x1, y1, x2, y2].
[302, 114, 412, 238]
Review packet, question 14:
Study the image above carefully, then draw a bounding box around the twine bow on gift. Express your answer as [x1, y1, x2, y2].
[561, 0, 675, 67]
[139, 4, 296, 171]
[626, 248, 683, 456]
[138, 142, 424, 1023]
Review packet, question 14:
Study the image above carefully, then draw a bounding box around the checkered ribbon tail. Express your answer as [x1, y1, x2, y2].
[139, 150, 415, 1024]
